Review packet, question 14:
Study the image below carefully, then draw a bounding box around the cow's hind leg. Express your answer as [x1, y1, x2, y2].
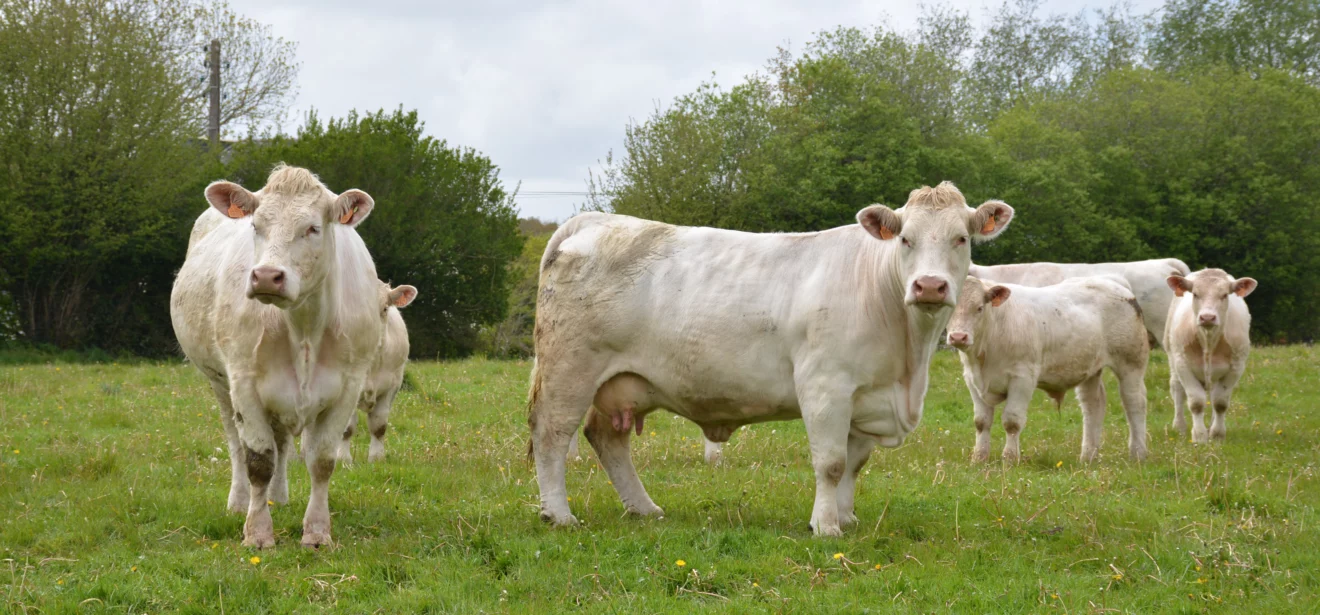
[836, 432, 876, 527]
[584, 406, 663, 517]
[1076, 374, 1107, 463]
[269, 422, 292, 505]
[529, 363, 598, 527]
[209, 379, 249, 514]
[1115, 366, 1149, 461]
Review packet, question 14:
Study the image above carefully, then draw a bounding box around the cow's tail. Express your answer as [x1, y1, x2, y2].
[526, 356, 542, 464]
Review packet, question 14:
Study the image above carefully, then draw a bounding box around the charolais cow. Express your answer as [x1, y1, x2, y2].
[1164, 269, 1257, 443]
[171, 164, 382, 548]
[969, 259, 1190, 348]
[946, 276, 1150, 463]
[527, 182, 1014, 536]
[338, 281, 417, 464]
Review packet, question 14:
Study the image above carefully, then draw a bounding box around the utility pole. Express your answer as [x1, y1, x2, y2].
[207, 38, 221, 149]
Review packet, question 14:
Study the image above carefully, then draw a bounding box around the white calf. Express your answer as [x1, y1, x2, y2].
[1164, 269, 1256, 443]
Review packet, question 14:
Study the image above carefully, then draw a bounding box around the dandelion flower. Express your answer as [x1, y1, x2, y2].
[249, 556, 261, 565]
[1276, 429, 1283, 435]
[12, 449, 17, 455]
[874, 564, 882, 570]
[211, 543, 218, 549]
[57, 579, 64, 585]
[1112, 573, 1123, 581]
[131, 566, 138, 572]
[675, 560, 686, 567]
[1050, 593, 1058, 599]
[267, 500, 274, 506]
[833, 553, 844, 560]
[753, 582, 759, 587]
[1055, 460, 1063, 468]
[566, 497, 572, 502]
[1196, 577, 1206, 584]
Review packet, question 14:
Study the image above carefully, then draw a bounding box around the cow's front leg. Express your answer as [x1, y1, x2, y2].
[367, 389, 396, 462]
[230, 378, 278, 548]
[1170, 372, 1188, 436]
[300, 389, 359, 548]
[969, 385, 995, 463]
[1000, 379, 1034, 464]
[1076, 374, 1107, 463]
[800, 379, 852, 537]
[835, 432, 876, 527]
[269, 421, 293, 505]
[208, 380, 249, 514]
[1209, 367, 1242, 442]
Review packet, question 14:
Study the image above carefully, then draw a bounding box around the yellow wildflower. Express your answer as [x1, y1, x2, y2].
[833, 553, 844, 560]
[675, 560, 686, 567]
[249, 556, 261, 565]
[1055, 461, 1063, 468]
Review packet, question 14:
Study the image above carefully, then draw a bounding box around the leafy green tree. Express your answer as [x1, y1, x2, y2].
[1152, 0, 1320, 85]
[229, 109, 522, 358]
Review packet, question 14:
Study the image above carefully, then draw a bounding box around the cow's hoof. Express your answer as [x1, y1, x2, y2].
[242, 533, 275, 549]
[625, 503, 664, 517]
[1079, 450, 1099, 464]
[1171, 420, 1186, 435]
[970, 450, 989, 464]
[809, 522, 843, 537]
[300, 532, 332, 549]
[227, 497, 249, 515]
[540, 510, 580, 527]
[839, 512, 859, 528]
[367, 452, 385, 463]
[1129, 447, 1148, 462]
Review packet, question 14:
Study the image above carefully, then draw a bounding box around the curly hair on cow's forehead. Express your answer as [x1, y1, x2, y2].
[262, 163, 327, 197]
[905, 181, 966, 209]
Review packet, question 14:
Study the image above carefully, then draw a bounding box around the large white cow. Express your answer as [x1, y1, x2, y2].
[171, 164, 382, 549]
[338, 281, 417, 464]
[968, 259, 1190, 347]
[946, 276, 1150, 463]
[528, 182, 1015, 536]
[1164, 269, 1256, 443]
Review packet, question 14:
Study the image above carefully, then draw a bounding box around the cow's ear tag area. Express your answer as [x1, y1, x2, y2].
[878, 226, 895, 241]
[339, 207, 356, 225]
[227, 203, 247, 219]
[980, 216, 996, 234]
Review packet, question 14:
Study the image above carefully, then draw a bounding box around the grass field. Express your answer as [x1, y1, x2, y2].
[1, 346, 1317, 613]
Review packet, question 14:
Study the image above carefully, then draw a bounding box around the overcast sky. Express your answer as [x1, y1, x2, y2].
[227, 0, 1160, 222]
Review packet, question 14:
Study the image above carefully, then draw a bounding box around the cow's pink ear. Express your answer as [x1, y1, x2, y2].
[857, 205, 902, 241]
[1167, 275, 1192, 297]
[970, 200, 1014, 241]
[1233, 277, 1257, 298]
[389, 285, 418, 308]
[205, 181, 258, 219]
[986, 285, 1011, 307]
[334, 189, 374, 227]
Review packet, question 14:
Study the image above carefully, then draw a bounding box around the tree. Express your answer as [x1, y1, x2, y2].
[1152, 0, 1320, 85]
[229, 108, 523, 358]
[0, 0, 216, 353]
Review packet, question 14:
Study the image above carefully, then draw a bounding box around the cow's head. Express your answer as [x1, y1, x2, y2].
[857, 182, 1013, 311]
[1167, 269, 1256, 330]
[204, 164, 374, 308]
[946, 276, 1011, 349]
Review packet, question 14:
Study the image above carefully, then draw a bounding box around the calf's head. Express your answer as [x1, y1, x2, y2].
[1167, 269, 1256, 329]
[945, 276, 1011, 349]
[376, 282, 418, 319]
[856, 182, 1013, 311]
[204, 164, 374, 308]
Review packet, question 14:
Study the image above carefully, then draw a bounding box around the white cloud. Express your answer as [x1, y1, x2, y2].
[226, 0, 1161, 221]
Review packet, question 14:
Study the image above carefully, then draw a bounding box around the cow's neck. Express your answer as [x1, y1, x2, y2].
[282, 262, 339, 398]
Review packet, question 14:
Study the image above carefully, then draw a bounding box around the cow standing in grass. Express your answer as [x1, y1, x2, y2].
[969, 259, 1190, 349]
[528, 182, 1014, 536]
[945, 276, 1150, 463]
[171, 164, 381, 548]
[339, 282, 417, 464]
[1164, 269, 1257, 443]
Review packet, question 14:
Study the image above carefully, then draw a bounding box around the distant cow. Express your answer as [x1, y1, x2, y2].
[1164, 269, 1257, 443]
[969, 259, 1190, 347]
[946, 276, 1150, 463]
[528, 182, 1014, 536]
[339, 282, 417, 464]
[171, 164, 382, 549]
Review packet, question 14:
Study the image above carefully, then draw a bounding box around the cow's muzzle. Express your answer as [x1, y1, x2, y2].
[248, 266, 290, 303]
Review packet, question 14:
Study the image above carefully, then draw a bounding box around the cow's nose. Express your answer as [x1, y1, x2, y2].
[912, 276, 949, 303]
[250, 267, 286, 295]
[1199, 313, 1217, 326]
[948, 332, 970, 347]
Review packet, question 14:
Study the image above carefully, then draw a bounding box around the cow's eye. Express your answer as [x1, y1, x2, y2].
[956, 236, 968, 246]
[976, 306, 983, 313]
[306, 225, 320, 237]
[901, 236, 912, 248]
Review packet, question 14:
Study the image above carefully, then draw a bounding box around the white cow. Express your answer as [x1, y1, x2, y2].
[528, 182, 1015, 536]
[338, 281, 417, 464]
[946, 276, 1150, 463]
[1164, 269, 1257, 443]
[968, 258, 1190, 347]
[171, 164, 382, 549]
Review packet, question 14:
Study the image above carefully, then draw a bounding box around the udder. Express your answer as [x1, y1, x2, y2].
[593, 373, 655, 435]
